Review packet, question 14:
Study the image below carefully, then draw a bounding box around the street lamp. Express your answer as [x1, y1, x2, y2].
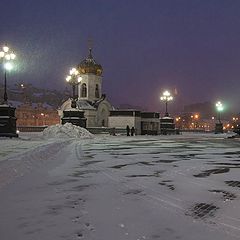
[0, 44, 18, 137]
[62, 67, 86, 128]
[0, 45, 16, 104]
[160, 90, 173, 117]
[215, 101, 224, 133]
[65, 67, 82, 108]
[216, 101, 224, 123]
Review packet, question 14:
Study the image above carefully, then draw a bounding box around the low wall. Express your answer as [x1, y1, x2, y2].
[17, 125, 127, 135]
[17, 126, 48, 132]
[87, 127, 126, 135]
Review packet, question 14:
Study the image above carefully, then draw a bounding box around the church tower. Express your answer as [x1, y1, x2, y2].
[77, 47, 103, 102]
[59, 43, 113, 128]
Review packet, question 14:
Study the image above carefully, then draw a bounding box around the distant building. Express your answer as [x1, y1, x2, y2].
[108, 110, 160, 135]
[11, 102, 60, 126]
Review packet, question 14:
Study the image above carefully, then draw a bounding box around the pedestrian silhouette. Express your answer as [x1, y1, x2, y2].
[110, 127, 116, 136]
[131, 127, 135, 136]
[126, 125, 130, 136]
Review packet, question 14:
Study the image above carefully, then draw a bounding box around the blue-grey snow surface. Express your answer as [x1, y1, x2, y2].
[0, 133, 240, 240]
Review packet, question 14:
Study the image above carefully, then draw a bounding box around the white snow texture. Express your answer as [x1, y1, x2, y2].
[42, 123, 94, 139]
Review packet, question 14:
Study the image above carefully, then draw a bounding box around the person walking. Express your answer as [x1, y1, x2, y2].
[131, 126, 135, 136]
[126, 125, 130, 136]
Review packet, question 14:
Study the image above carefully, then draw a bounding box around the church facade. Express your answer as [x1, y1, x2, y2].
[59, 47, 113, 127]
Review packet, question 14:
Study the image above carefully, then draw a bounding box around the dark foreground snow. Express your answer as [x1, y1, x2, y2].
[0, 133, 240, 240]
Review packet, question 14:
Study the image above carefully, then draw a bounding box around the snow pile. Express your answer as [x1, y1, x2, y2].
[43, 123, 94, 139]
[224, 131, 238, 139]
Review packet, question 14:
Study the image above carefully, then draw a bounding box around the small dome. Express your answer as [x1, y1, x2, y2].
[77, 48, 103, 76]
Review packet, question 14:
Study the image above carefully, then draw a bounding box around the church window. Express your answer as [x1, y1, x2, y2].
[81, 83, 87, 98]
[95, 84, 100, 98]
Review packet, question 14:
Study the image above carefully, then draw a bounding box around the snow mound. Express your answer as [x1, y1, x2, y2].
[43, 123, 94, 139]
[224, 131, 238, 139]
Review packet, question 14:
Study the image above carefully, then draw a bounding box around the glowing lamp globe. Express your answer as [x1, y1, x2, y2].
[4, 62, 13, 71]
[3, 46, 9, 53]
[216, 101, 224, 112]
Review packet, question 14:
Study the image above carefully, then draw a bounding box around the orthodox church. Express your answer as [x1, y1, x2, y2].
[59, 46, 174, 135]
[58, 47, 113, 127]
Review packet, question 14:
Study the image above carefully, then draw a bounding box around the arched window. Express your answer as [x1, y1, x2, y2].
[81, 83, 87, 98]
[95, 84, 100, 98]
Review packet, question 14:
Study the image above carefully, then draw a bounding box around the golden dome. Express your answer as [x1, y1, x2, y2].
[77, 48, 103, 76]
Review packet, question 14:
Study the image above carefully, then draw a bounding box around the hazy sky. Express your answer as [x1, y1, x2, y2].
[1, 0, 240, 111]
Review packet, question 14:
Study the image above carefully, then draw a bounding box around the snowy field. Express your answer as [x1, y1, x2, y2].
[0, 131, 240, 240]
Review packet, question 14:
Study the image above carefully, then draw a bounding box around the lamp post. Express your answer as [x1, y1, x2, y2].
[216, 101, 223, 123]
[66, 67, 82, 108]
[159, 90, 176, 134]
[160, 90, 173, 117]
[62, 67, 86, 128]
[215, 101, 224, 133]
[0, 44, 18, 137]
[0, 45, 16, 104]
[194, 113, 199, 129]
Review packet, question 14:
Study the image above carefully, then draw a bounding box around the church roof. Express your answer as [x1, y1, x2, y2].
[77, 48, 103, 76]
[76, 100, 96, 110]
[92, 94, 106, 108]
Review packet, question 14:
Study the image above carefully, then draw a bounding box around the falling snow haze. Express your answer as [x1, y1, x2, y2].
[1, 0, 240, 112]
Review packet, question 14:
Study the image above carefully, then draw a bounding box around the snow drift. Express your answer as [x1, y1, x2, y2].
[43, 123, 94, 139]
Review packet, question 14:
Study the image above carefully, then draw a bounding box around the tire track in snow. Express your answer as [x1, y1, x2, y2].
[0, 139, 71, 190]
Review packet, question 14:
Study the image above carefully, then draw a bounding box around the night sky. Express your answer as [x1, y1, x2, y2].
[1, 0, 240, 112]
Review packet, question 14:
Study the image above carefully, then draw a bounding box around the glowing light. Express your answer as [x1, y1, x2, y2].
[194, 114, 199, 119]
[66, 75, 71, 82]
[0, 51, 4, 58]
[4, 62, 13, 71]
[78, 76, 82, 82]
[16, 130, 20, 134]
[160, 90, 173, 101]
[216, 101, 224, 112]
[70, 68, 77, 75]
[3, 46, 9, 52]
[5, 54, 11, 60]
[212, 117, 215, 120]
[164, 90, 170, 96]
[10, 53, 16, 60]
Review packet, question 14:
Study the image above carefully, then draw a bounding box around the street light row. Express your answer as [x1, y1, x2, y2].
[160, 90, 225, 122]
[0, 43, 226, 123]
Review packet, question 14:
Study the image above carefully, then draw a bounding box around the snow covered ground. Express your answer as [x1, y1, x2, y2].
[0, 132, 240, 240]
